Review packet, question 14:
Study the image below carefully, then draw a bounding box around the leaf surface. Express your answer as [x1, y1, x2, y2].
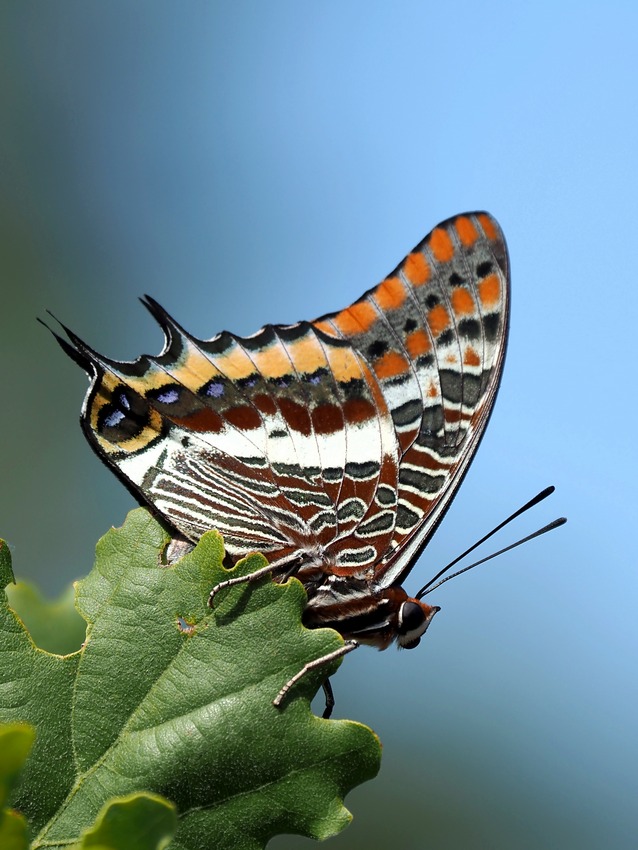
[0, 510, 381, 849]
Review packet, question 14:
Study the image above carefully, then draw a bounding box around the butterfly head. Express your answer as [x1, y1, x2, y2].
[396, 598, 440, 649]
[303, 581, 440, 650]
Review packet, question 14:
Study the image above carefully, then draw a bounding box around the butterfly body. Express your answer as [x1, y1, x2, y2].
[60, 212, 509, 651]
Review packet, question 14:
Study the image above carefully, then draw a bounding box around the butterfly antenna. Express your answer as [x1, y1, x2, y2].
[418, 517, 566, 596]
[415, 486, 559, 599]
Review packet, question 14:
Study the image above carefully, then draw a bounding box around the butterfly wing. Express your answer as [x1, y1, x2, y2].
[69, 311, 399, 568]
[311, 212, 509, 587]
[63, 211, 507, 586]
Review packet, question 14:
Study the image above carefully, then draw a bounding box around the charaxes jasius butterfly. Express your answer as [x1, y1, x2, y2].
[52, 211, 516, 709]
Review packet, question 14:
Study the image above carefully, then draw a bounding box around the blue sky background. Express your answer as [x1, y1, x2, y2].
[1, 3, 636, 847]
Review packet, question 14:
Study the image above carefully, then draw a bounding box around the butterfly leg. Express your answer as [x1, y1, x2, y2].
[322, 678, 335, 719]
[208, 554, 305, 607]
[208, 562, 277, 606]
[273, 640, 359, 712]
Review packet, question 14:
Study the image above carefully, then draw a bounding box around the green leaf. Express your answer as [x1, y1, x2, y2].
[0, 723, 36, 809]
[0, 539, 15, 591]
[6, 583, 86, 655]
[0, 509, 381, 849]
[0, 584, 80, 828]
[76, 792, 176, 850]
[0, 808, 30, 850]
[0, 723, 34, 850]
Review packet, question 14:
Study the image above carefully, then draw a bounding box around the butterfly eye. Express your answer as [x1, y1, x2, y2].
[398, 600, 425, 633]
[397, 600, 428, 650]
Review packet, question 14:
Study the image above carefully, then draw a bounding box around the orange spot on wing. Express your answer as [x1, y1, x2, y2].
[288, 335, 326, 374]
[427, 382, 439, 398]
[451, 286, 475, 316]
[374, 350, 409, 379]
[455, 216, 478, 246]
[334, 300, 377, 335]
[252, 345, 292, 379]
[429, 227, 455, 263]
[96, 372, 121, 395]
[478, 274, 501, 308]
[478, 213, 497, 241]
[404, 252, 431, 285]
[464, 347, 481, 367]
[427, 304, 450, 337]
[218, 348, 258, 380]
[179, 345, 226, 387]
[375, 276, 406, 311]
[331, 311, 360, 336]
[326, 346, 366, 382]
[314, 318, 337, 337]
[405, 329, 431, 358]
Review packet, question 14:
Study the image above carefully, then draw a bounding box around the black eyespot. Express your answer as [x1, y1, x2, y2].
[149, 385, 181, 406]
[97, 387, 150, 441]
[367, 339, 388, 359]
[200, 378, 227, 398]
[399, 600, 425, 634]
[148, 382, 204, 419]
[402, 636, 421, 650]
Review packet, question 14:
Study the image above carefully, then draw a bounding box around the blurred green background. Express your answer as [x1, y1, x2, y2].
[1, 2, 636, 847]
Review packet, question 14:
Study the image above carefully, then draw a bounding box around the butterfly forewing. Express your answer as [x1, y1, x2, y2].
[308, 213, 509, 587]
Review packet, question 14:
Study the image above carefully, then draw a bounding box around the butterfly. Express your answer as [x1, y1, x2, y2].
[52, 211, 509, 694]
